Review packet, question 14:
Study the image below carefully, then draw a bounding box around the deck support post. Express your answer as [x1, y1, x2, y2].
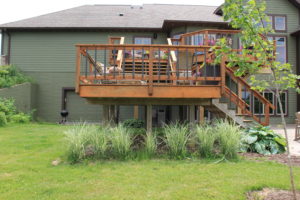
[146, 104, 152, 133]
[109, 105, 116, 125]
[189, 105, 196, 124]
[102, 105, 110, 125]
[237, 82, 242, 115]
[199, 106, 205, 124]
[134, 106, 139, 119]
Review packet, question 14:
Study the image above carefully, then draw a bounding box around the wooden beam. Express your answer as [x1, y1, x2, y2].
[79, 85, 221, 99]
[146, 104, 152, 132]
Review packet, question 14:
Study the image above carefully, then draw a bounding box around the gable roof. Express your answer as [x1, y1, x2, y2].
[0, 4, 225, 30]
[288, 0, 300, 8]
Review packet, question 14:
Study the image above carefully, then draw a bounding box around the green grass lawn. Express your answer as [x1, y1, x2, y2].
[0, 123, 299, 200]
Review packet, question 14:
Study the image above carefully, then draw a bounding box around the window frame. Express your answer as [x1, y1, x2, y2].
[133, 36, 153, 45]
[267, 14, 287, 33]
[251, 90, 288, 117]
[268, 35, 288, 63]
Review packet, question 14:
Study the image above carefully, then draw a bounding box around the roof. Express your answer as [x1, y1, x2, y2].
[288, 0, 300, 8]
[0, 4, 225, 30]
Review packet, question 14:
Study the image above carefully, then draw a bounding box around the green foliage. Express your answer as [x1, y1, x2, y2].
[0, 65, 32, 88]
[162, 123, 191, 159]
[143, 132, 157, 158]
[64, 123, 109, 163]
[122, 119, 145, 128]
[195, 125, 217, 158]
[215, 120, 241, 159]
[0, 112, 7, 127]
[215, 0, 300, 93]
[0, 97, 32, 124]
[109, 125, 133, 159]
[241, 126, 286, 155]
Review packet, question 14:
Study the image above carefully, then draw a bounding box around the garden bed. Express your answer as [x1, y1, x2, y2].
[241, 153, 300, 167]
[247, 188, 300, 200]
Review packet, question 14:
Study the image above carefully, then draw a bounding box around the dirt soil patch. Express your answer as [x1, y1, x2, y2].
[240, 153, 300, 167]
[247, 188, 300, 200]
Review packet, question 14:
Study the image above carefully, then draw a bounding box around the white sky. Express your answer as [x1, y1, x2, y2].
[0, 0, 224, 24]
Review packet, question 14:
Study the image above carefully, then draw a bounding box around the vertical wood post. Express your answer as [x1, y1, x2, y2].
[221, 56, 226, 95]
[148, 47, 154, 96]
[189, 105, 195, 124]
[199, 106, 205, 124]
[146, 104, 153, 132]
[237, 82, 242, 115]
[134, 105, 139, 119]
[102, 105, 109, 125]
[109, 105, 116, 125]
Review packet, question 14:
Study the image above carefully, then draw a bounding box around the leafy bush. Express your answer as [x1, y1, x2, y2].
[144, 132, 157, 158]
[109, 125, 133, 159]
[0, 112, 7, 127]
[163, 123, 191, 159]
[241, 126, 286, 155]
[122, 119, 145, 128]
[0, 65, 32, 88]
[196, 125, 216, 158]
[215, 120, 241, 159]
[0, 97, 32, 124]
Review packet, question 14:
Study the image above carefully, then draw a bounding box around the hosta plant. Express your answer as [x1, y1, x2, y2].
[241, 126, 286, 155]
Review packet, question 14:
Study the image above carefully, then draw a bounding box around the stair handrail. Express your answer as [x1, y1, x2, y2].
[225, 67, 275, 125]
[167, 38, 178, 84]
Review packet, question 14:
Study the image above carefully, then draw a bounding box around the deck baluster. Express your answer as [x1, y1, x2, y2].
[113, 47, 116, 79]
[133, 48, 135, 78]
[94, 49, 97, 79]
[142, 48, 145, 79]
[85, 49, 88, 78]
[104, 48, 107, 79]
[158, 48, 161, 82]
[123, 47, 125, 79]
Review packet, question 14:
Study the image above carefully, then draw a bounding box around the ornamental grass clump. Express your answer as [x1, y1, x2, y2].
[163, 123, 191, 159]
[215, 120, 241, 159]
[109, 125, 133, 159]
[143, 132, 157, 158]
[64, 123, 108, 163]
[196, 125, 217, 158]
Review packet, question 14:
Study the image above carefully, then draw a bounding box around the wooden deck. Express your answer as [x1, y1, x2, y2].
[75, 29, 275, 126]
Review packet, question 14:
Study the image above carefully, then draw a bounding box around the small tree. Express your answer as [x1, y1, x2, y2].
[215, 0, 300, 198]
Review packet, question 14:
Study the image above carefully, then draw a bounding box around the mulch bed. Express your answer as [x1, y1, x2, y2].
[247, 188, 300, 200]
[240, 152, 300, 167]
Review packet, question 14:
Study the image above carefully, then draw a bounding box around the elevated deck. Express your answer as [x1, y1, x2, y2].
[75, 29, 275, 126]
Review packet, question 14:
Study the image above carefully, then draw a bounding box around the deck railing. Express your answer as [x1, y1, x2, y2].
[76, 44, 225, 95]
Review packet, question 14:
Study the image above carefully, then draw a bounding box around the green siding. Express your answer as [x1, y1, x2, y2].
[265, 0, 299, 123]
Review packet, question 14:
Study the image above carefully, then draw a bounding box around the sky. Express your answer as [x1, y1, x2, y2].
[0, 0, 224, 24]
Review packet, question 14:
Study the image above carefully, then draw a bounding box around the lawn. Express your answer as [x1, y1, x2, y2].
[0, 124, 299, 200]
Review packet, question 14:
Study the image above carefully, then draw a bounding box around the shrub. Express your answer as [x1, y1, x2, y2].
[241, 126, 286, 155]
[109, 125, 132, 159]
[0, 112, 7, 127]
[144, 132, 157, 158]
[215, 120, 241, 159]
[10, 113, 31, 123]
[0, 65, 32, 88]
[196, 125, 217, 158]
[163, 123, 191, 159]
[0, 97, 32, 124]
[123, 119, 145, 128]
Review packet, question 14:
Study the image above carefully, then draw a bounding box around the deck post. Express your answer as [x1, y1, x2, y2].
[189, 105, 196, 124]
[198, 106, 205, 124]
[134, 105, 139, 119]
[102, 105, 110, 125]
[109, 105, 116, 125]
[146, 104, 152, 132]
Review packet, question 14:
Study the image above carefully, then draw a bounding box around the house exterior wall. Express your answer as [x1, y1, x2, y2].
[7, 31, 167, 122]
[265, 0, 299, 123]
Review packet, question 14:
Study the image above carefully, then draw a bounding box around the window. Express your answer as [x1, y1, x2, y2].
[134, 37, 152, 45]
[268, 36, 287, 63]
[276, 91, 288, 115]
[274, 16, 286, 31]
[265, 15, 287, 32]
[251, 90, 287, 116]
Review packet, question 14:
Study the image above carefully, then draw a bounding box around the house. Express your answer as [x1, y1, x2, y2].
[0, 1, 299, 128]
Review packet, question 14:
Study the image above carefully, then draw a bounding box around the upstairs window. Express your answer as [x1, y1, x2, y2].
[134, 37, 152, 45]
[265, 15, 287, 32]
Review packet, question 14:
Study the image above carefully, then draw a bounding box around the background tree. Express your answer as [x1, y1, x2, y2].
[214, 0, 300, 199]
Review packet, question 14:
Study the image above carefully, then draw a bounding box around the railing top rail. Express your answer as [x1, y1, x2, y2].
[179, 29, 241, 38]
[76, 44, 215, 49]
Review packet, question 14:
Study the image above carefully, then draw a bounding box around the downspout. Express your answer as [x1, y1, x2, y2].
[0, 29, 4, 56]
[296, 36, 300, 111]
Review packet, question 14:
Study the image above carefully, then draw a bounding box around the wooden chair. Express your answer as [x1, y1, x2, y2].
[295, 112, 300, 141]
